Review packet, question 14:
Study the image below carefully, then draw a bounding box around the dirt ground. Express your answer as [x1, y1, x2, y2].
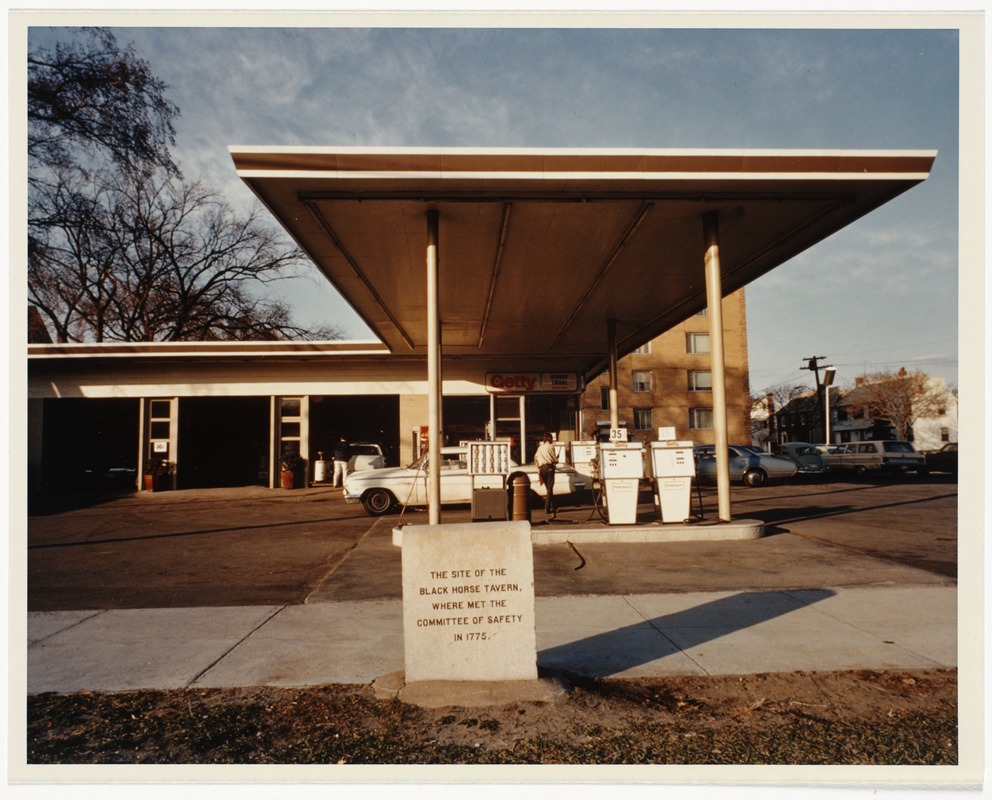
[27, 668, 956, 765]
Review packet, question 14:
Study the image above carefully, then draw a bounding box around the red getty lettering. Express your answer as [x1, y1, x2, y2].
[490, 374, 537, 392]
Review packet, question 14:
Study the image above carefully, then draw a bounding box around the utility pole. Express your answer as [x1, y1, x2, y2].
[802, 356, 828, 442]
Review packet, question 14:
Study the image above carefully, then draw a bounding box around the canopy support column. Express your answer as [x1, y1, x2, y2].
[518, 396, 526, 465]
[607, 318, 620, 432]
[426, 209, 442, 524]
[703, 211, 732, 521]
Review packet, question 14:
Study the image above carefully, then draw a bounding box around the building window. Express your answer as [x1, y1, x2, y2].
[689, 408, 713, 429]
[941, 427, 950, 442]
[633, 408, 653, 430]
[147, 398, 174, 461]
[280, 397, 302, 417]
[688, 370, 712, 392]
[632, 371, 652, 392]
[686, 333, 710, 354]
[631, 342, 651, 354]
[600, 387, 610, 410]
[279, 396, 304, 458]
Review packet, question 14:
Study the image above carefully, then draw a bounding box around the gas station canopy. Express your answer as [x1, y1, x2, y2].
[230, 147, 935, 381]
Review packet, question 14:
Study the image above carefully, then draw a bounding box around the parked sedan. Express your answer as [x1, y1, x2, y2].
[924, 442, 958, 475]
[344, 446, 588, 516]
[693, 444, 798, 487]
[778, 442, 830, 476]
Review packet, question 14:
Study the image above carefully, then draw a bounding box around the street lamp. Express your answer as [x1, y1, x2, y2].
[822, 367, 836, 444]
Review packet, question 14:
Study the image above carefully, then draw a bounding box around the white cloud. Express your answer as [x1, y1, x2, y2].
[27, 24, 961, 386]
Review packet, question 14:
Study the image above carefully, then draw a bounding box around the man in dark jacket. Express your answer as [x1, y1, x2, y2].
[332, 436, 350, 488]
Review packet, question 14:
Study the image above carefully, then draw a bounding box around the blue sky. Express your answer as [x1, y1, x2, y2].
[26, 19, 966, 393]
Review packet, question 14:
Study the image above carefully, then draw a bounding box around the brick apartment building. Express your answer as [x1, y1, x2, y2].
[579, 288, 751, 446]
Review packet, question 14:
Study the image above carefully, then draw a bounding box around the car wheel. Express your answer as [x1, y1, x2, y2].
[743, 468, 766, 487]
[362, 488, 396, 516]
[854, 465, 868, 479]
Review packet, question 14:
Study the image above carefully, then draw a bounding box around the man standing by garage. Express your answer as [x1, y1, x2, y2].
[534, 433, 559, 517]
[332, 436, 351, 489]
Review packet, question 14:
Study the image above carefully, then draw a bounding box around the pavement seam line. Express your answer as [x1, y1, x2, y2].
[28, 609, 108, 646]
[302, 517, 387, 604]
[621, 594, 712, 676]
[185, 605, 288, 688]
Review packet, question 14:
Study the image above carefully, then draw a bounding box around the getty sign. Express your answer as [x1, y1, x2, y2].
[485, 372, 580, 394]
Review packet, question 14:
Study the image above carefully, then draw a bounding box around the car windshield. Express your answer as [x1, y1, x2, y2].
[793, 446, 817, 456]
[351, 444, 380, 455]
[883, 442, 915, 453]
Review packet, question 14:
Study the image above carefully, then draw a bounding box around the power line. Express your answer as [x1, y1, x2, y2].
[834, 357, 958, 365]
[828, 338, 957, 358]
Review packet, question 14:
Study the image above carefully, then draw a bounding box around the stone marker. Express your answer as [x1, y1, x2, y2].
[400, 520, 537, 683]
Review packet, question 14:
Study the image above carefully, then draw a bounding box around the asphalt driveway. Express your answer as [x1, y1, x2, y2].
[26, 475, 957, 611]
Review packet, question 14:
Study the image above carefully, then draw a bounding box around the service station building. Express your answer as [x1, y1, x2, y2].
[27, 147, 935, 523]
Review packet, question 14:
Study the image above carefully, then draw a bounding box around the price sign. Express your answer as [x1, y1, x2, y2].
[609, 428, 627, 442]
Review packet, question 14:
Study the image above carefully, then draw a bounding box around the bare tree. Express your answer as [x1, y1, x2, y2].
[29, 167, 342, 342]
[28, 27, 179, 177]
[763, 383, 810, 412]
[844, 368, 949, 442]
[760, 383, 822, 443]
[28, 28, 341, 343]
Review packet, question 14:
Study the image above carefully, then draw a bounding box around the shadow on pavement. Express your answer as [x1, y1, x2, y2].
[749, 492, 958, 528]
[538, 589, 835, 678]
[27, 513, 376, 550]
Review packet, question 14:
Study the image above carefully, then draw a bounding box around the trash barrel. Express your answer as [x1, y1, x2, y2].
[509, 473, 532, 523]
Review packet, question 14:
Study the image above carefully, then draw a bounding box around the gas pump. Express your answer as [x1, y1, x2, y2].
[649, 441, 695, 523]
[570, 441, 599, 486]
[599, 441, 644, 525]
[468, 440, 511, 521]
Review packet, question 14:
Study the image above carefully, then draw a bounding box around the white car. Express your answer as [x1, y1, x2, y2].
[346, 442, 386, 472]
[818, 440, 926, 477]
[344, 446, 587, 516]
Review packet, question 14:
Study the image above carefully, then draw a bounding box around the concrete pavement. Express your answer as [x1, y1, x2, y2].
[27, 584, 956, 693]
[25, 482, 959, 696]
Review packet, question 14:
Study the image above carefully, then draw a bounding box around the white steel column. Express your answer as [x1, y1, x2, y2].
[607, 318, 620, 431]
[137, 398, 147, 489]
[703, 211, 731, 521]
[426, 209, 442, 524]
[268, 396, 277, 489]
[518, 395, 526, 464]
[300, 396, 310, 489]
